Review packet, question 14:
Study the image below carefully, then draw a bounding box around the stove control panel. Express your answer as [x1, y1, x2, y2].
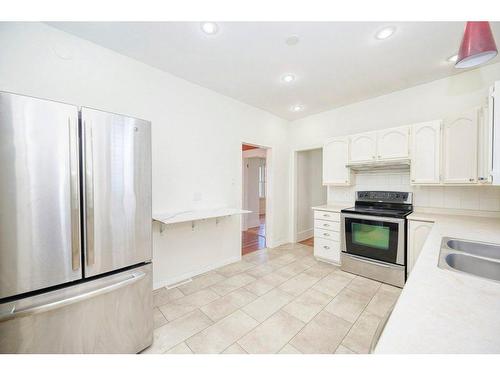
[356, 191, 412, 204]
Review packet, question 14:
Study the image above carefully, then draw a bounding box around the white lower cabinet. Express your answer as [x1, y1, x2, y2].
[407, 219, 434, 275]
[314, 237, 340, 264]
[313, 209, 341, 264]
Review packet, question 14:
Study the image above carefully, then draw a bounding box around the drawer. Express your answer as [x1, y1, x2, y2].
[314, 237, 340, 263]
[314, 210, 340, 222]
[314, 219, 339, 232]
[314, 228, 340, 241]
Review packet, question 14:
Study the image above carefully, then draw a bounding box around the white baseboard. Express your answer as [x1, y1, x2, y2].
[153, 255, 241, 290]
[296, 228, 313, 242]
[267, 237, 287, 248]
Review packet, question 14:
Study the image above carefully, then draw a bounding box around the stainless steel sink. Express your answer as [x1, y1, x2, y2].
[438, 237, 500, 283]
[444, 253, 500, 282]
[446, 239, 500, 260]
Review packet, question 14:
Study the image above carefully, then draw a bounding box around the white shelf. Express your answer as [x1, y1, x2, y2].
[153, 208, 251, 225]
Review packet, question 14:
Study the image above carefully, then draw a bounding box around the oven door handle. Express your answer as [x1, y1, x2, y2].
[344, 253, 395, 268]
[341, 213, 405, 224]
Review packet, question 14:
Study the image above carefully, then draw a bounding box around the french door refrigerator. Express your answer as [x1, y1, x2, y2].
[0, 91, 153, 353]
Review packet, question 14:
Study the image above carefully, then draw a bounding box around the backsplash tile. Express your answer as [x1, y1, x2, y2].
[328, 171, 500, 212]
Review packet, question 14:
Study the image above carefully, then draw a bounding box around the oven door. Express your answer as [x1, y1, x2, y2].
[341, 213, 405, 265]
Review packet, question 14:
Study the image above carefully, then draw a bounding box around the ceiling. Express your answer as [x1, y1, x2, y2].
[48, 22, 500, 120]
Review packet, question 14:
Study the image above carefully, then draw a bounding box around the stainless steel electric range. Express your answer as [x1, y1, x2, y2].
[340, 191, 413, 288]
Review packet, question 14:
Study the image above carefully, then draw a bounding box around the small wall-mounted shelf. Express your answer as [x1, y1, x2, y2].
[153, 208, 251, 232]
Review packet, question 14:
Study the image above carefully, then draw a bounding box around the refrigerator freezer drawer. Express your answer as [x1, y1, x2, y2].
[0, 263, 153, 353]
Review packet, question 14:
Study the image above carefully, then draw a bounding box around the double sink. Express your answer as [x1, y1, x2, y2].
[438, 237, 500, 282]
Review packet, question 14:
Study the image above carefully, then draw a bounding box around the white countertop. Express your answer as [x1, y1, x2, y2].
[375, 212, 500, 353]
[312, 203, 352, 212]
[153, 208, 251, 225]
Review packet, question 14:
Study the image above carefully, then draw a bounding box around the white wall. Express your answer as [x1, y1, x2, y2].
[289, 62, 500, 220]
[0, 22, 290, 288]
[296, 149, 327, 241]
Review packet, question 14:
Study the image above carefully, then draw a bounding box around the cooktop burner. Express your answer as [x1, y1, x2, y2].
[341, 191, 413, 219]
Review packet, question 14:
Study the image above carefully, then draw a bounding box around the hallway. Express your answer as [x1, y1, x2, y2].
[242, 214, 266, 255]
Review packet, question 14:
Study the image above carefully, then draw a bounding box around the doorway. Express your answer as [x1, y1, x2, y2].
[242, 144, 267, 255]
[295, 148, 327, 247]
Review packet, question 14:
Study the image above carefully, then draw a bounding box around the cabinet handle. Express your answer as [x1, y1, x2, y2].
[323, 214, 330, 217]
[323, 246, 330, 250]
[323, 223, 330, 227]
[323, 233, 330, 236]
[469, 178, 475, 182]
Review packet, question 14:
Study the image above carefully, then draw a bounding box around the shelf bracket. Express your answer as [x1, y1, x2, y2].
[159, 223, 166, 234]
[191, 221, 195, 231]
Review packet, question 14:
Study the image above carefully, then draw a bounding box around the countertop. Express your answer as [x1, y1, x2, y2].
[375, 212, 500, 353]
[311, 203, 352, 212]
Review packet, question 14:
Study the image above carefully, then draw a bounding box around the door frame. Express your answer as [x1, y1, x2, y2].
[241, 142, 272, 250]
[290, 144, 324, 243]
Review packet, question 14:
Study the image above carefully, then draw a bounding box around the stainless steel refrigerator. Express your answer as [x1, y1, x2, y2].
[0, 91, 153, 353]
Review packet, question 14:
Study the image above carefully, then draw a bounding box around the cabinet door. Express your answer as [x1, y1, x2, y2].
[377, 126, 410, 160]
[442, 110, 478, 184]
[407, 220, 434, 275]
[323, 137, 350, 185]
[478, 105, 492, 183]
[314, 238, 340, 264]
[411, 121, 441, 184]
[349, 132, 377, 163]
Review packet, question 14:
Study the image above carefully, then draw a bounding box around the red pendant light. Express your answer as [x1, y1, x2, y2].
[455, 21, 498, 69]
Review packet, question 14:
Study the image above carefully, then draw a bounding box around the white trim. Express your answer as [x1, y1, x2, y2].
[296, 228, 313, 242]
[153, 255, 241, 290]
[290, 145, 324, 243]
[241, 142, 272, 249]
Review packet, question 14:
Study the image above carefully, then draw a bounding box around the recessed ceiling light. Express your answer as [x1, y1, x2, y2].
[291, 105, 304, 112]
[286, 35, 300, 46]
[375, 27, 395, 40]
[447, 54, 458, 63]
[201, 22, 218, 35]
[281, 74, 296, 83]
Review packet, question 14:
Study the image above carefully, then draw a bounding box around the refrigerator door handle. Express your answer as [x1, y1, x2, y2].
[0, 270, 146, 323]
[68, 117, 81, 271]
[85, 122, 95, 266]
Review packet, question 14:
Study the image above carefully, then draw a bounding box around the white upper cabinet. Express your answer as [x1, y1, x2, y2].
[376, 126, 410, 161]
[411, 121, 441, 184]
[442, 110, 478, 184]
[323, 137, 350, 185]
[478, 105, 492, 183]
[349, 131, 377, 163]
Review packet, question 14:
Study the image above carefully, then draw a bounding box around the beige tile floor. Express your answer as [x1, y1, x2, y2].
[142, 243, 401, 354]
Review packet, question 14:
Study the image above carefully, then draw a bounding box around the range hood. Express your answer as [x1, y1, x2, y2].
[346, 159, 411, 172]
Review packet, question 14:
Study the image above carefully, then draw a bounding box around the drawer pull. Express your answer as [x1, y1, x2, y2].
[323, 214, 330, 217]
[323, 223, 330, 227]
[323, 233, 330, 236]
[323, 245, 330, 250]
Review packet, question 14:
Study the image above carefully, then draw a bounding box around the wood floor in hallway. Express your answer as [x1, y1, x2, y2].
[242, 214, 266, 255]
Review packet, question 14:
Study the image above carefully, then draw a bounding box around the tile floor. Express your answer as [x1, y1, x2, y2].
[143, 243, 401, 354]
